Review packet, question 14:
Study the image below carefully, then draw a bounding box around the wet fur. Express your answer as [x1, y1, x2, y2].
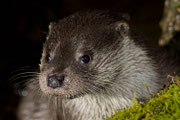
[17, 10, 180, 120]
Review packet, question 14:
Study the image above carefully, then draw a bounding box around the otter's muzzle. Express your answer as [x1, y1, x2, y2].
[47, 74, 65, 89]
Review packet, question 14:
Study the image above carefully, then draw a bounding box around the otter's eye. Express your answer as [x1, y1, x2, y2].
[80, 55, 91, 64]
[46, 54, 52, 63]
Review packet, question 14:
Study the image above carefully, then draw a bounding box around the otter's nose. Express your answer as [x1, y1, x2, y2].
[47, 74, 65, 89]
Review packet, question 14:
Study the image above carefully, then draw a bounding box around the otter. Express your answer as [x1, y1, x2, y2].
[17, 10, 180, 120]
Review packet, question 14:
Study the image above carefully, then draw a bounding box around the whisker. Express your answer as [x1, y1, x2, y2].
[10, 66, 38, 74]
[8, 75, 39, 85]
[10, 72, 39, 80]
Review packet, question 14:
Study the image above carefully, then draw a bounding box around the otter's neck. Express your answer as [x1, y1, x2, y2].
[63, 94, 132, 120]
[113, 37, 165, 100]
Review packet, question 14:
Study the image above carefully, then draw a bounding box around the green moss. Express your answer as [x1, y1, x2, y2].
[176, 2, 180, 8]
[107, 76, 180, 120]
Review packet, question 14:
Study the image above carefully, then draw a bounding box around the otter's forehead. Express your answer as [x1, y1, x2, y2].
[44, 11, 126, 51]
[45, 23, 118, 54]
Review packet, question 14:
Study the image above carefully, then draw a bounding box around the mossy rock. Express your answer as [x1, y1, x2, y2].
[107, 76, 180, 120]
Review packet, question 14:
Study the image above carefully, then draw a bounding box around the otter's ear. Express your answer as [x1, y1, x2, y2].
[114, 21, 129, 37]
[48, 22, 56, 30]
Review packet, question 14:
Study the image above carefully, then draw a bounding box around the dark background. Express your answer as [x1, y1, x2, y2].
[0, 0, 166, 119]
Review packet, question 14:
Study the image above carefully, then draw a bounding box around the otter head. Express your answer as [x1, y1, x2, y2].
[39, 11, 130, 98]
